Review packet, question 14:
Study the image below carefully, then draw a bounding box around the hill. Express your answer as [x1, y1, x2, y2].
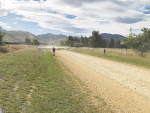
[101, 33, 126, 41]
[3, 31, 45, 44]
[37, 33, 67, 44]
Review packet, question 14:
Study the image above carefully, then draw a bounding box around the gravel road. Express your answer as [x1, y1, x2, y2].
[56, 50, 150, 113]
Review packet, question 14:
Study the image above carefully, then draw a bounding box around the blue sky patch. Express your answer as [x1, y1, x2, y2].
[65, 15, 76, 19]
[99, 21, 109, 24]
[143, 5, 150, 14]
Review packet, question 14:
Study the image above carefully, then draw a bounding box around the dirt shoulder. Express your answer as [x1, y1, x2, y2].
[56, 50, 150, 113]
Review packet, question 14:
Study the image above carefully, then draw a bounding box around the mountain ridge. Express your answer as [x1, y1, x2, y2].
[2, 30, 126, 44]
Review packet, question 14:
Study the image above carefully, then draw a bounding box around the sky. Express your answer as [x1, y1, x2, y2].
[0, 0, 150, 37]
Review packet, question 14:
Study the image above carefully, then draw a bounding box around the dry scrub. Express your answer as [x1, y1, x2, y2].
[0, 45, 35, 55]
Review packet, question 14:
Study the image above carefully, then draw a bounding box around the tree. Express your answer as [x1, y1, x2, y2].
[101, 39, 107, 48]
[88, 30, 102, 48]
[60, 40, 64, 46]
[0, 27, 6, 46]
[84, 36, 89, 47]
[110, 38, 115, 48]
[115, 39, 121, 48]
[123, 27, 150, 56]
[80, 36, 84, 47]
[24, 37, 31, 45]
[32, 39, 40, 45]
[68, 36, 73, 47]
[73, 42, 83, 48]
[88, 35, 95, 48]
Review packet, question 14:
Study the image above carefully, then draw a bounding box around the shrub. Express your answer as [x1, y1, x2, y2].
[0, 46, 8, 53]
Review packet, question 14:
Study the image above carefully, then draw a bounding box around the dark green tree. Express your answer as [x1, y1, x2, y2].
[88, 35, 95, 48]
[24, 37, 31, 45]
[88, 30, 102, 48]
[80, 36, 84, 47]
[32, 39, 40, 45]
[110, 38, 115, 48]
[74, 37, 80, 42]
[123, 28, 150, 56]
[115, 39, 121, 48]
[0, 27, 6, 46]
[68, 36, 73, 47]
[84, 36, 89, 47]
[102, 39, 107, 48]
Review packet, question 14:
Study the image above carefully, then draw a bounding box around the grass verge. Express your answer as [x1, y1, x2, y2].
[0, 48, 112, 113]
[70, 48, 150, 69]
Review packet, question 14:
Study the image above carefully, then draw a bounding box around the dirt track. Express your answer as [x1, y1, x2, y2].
[56, 50, 150, 113]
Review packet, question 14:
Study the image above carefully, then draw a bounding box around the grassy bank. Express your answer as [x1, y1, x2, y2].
[70, 48, 150, 69]
[0, 48, 112, 112]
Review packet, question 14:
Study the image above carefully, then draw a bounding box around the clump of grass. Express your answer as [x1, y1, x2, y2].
[0, 46, 8, 53]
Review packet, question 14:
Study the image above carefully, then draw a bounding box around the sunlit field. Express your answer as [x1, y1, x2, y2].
[70, 47, 150, 68]
[0, 46, 112, 113]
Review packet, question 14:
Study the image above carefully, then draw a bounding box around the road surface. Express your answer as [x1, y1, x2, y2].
[56, 50, 150, 113]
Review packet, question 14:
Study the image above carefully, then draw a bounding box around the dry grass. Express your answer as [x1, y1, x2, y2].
[0, 45, 35, 55]
[75, 47, 150, 58]
[70, 47, 150, 68]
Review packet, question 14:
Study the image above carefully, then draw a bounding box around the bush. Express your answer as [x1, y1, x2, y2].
[0, 46, 8, 53]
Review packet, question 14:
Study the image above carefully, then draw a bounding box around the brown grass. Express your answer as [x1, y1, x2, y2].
[74, 47, 150, 58]
[0, 45, 35, 55]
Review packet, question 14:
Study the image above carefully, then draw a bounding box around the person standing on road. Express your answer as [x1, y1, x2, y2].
[52, 47, 56, 56]
[104, 49, 106, 56]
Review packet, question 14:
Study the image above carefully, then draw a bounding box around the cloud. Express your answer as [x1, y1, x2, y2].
[5, 26, 11, 29]
[37, 29, 43, 31]
[114, 17, 143, 24]
[0, 21, 11, 29]
[13, 22, 17, 24]
[0, 0, 150, 36]
[0, 21, 6, 26]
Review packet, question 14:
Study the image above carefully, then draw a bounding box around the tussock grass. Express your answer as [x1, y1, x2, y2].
[70, 47, 150, 68]
[0, 46, 8, 53]
[0, 48, 112, 113]
[0, 45, 34, 55]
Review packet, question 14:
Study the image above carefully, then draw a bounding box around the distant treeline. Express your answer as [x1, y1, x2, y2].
[3, 42, 20, 45]
[60, 30, 127, 48]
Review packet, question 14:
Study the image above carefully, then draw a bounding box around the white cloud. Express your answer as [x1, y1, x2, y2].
[0, 21, 11, 29]
[13, 22, 17, 24]
[0, 0, 150, 36]
[37, 29, 43, 31]
[5, 26, 11, 29]
[0, 21, 6, 26]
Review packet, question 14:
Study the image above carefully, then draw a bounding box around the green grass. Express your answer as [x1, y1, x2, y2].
[70, 48, 150, 69]
[0, 48, 112, 113]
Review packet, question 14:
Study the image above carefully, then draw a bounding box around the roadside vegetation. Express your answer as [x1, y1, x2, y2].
[0, 48, 112, 113]
[123, 27, 150, 56]
[70, 47, 150, 69]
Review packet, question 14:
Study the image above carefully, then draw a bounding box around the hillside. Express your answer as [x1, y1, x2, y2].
[37, 33, 67, 43]
[3, 31, 45, 44]
[101, 33, 126, 41]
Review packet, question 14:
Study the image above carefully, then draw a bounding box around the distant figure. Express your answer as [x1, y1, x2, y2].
[52, 47, 56, 56]
[0, 106, 3, 113]
[104, 49, 106, 56]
